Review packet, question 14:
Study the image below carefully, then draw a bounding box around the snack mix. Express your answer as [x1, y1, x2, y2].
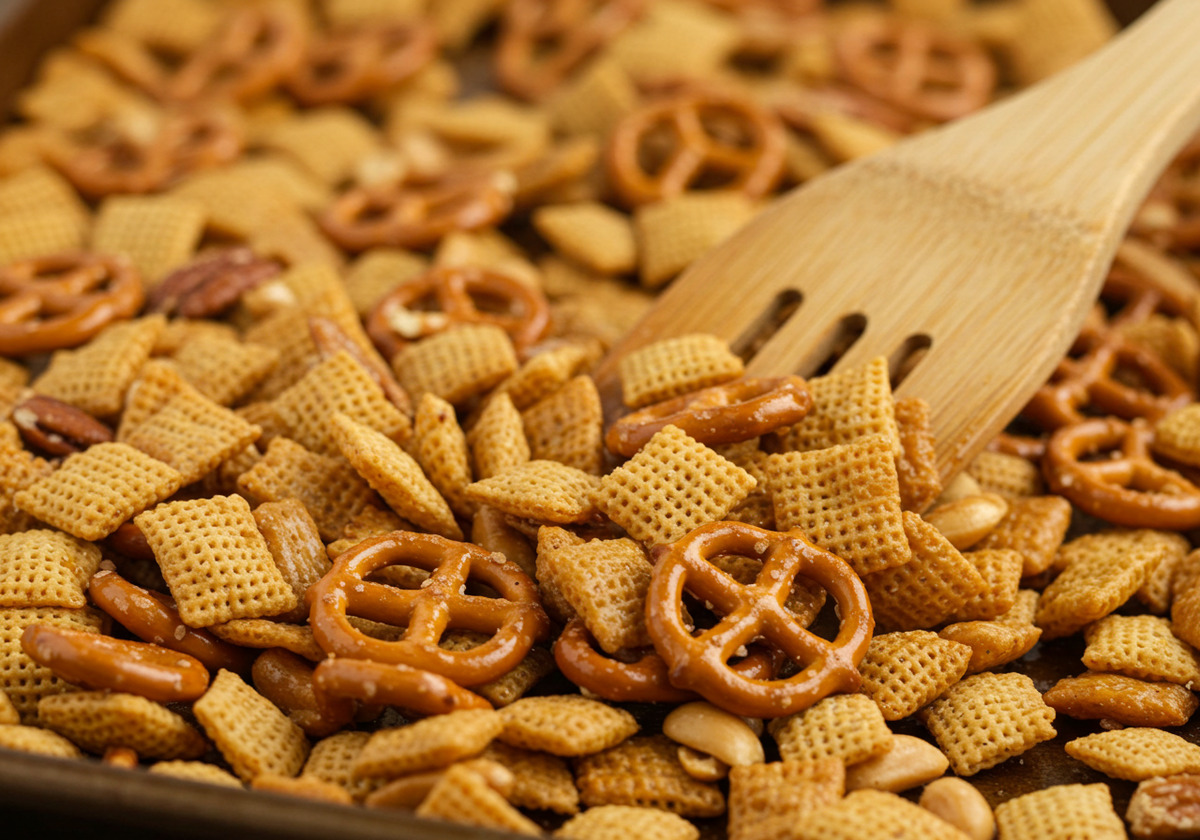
[0, 0, 1198, 838]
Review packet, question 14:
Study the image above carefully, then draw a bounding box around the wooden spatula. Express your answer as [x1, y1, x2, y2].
[594, 0, 1200, 480]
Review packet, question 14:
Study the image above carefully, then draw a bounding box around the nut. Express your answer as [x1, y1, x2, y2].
[923, 493, 1009, 550]
[1127, 774, 1200, 839]
[147, 247, 280, 318]
[676, 745, 728, 782]
[936, 471, 983, 505]
[662, 701, 765, 768]
[12, 394, 114, 456]
[919, 776, 996, 840]
[844, 734, 949, 793]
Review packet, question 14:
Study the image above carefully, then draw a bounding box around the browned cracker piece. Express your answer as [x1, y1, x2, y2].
[302, 731, 379, 802]
[468, 392, 530, 480]
[91, 194, 206, 286]
[595, 424, 755, 546]
[774, 356, 899, 455]
[727, 759, 845, 840]
[193, 669, 309, 782]
[522, 374, 604, 475]
[394, 324, 518, 406]
[771, 693, 893, 766]
[37, 690, 207, 759]
[574, 734, 725, 818]
[437, 630, 554, 707]
[1173, 548, 1200, 650]
[0, 529, 102, 609]
[493, 343, 594, 410]
[1044, 671, 1200, 728]
[1155, 403, 1200, 466]
[617, 334, 743, 409]
[0, 605, 104, 722]
[723, 445, 776, 529]
[894, 396, 942, 513]
[783, 788, 973, 840]
[169, 335, 280, 407]
[498, 695, 638, 757]
[253, 498, 330, 625]
[415, 762, 542, 836]
[261, 107, 381, 187]
[413, 392, 475, 518]
[354, 709, 503, 779]
[148, 760, 242, 788]
[209, 620, 324, 663]
[343, 248, 428, 318]
[0, 207, 87, 265]
[918, 671, 1056, 776]
[135, 494, 297, 628]
[533, 202, 636, 276]
[118, 358, 193, 436]
[250, 773, 355, 805]
[938, 619, 1042, 674]
[241, 308, 321, 402]
[635, 192, 756, 288]
[556, 805, 698, 840]
[858, 630, 973, 721]
[546, 56, 637, 138]
[539, 537, 652, 654]
[536, 525, 586, 623]
[0, 724, 83, 759]
[974, 494, 1073, 577]
[0, 446, 53, 534]
[965, 450, 1043, 497]
[0, 165, 88, 225]
[1067, 728, 1200, 782]
[466, 460, 600, 524]
[945, 548, 1024, 622]
[768, 434, 910, 577]
[482, 741, 579, 815]
[0, 687, 18, 724]
[102, 0, 219, 51]
[1134, 530, 1191, 615]
[1083, 613, 1200, 685]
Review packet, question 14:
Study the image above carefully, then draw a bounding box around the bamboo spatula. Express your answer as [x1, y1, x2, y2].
[593, 0, 1200, 480]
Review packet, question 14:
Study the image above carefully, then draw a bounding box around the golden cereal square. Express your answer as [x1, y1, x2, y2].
[917, 672, 1056, 776]
[241, 308, 321, 402]
[771, 693, 893, 766]
[344, 248, 428, 318]
[858, 630, 973, 721]
[1083, 614, 1200, 686]
[252, 498, 330, 625]
[493, 343, 593, 410]
[767, 435, 910, 577]
[393, 324, 519, 407]
[250, 774, 354, 805]
[594, 424, 755, 546]
[440, 634, 554, 708]
[102, 0, 220, 51]
[193, 669, 309, 782]
[546, 57, 638, 138]
[209, 619, 324, 662]
[0, 165, 89, 222]
[965, 450, 1044, 497]
[0, 724, 83, 759]
[1066, 728, 1200, 782]
[0, 447, 53, 534]
[468, 392, 531, 480]
[894, 396, 942, 513]
[975, 494, 1073, 577]
[465, 460, 600, 524]
[727, 759, 845, 840]
[785, 789, 974, 840]
[498, 695, 638, 757]
[574, 734, 725, 818]
[1134, 530, 1191, 615]
[533, 202, 637, 276]
[148, 760, 242, 788]
[0, 207, 88, 265]
[0, 687, 18, 724]
[774, 357, 900, 455]
[482, 741, 579, 815]
[0, 606, 105, 722]
[118, 359, 193, 436]
[1174, 548, 1200, 650]
[91, 194, 206, 286]
[413, 392, 475, 518]
[302, 731, 379, 802]
[37, 690, 207, 759]
[414, 762, 542, 836]
[169, 335, 280, 407]
[1043, 671, 1200, 728]
[354, 709, 503, 779]
[135, 494, 298, 628]
[607, 0, 743, 84]
[0, 529, 102, 609]
[1154, 404, 1200, 466]
[556, 805, 698, 840]
[946, 548, 1024, 622]
[635, 192, 756, 288]
[260, 108, 382, 186]
[522, 375, 604, 475]
[617, 334, 743, 409]
[14, 443, 183, 541]
[994, 783, 1129, 840]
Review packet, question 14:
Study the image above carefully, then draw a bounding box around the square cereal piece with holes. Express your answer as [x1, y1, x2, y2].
[1067, 728, 1200, 781]
[858, 631, 973, 721]
[556, 805, 697, 840]
[331, 411, 461, 539]
[274, 349, 411, 456]
[939, 619, 1042, 674]
[393, 325, 519, 407]
[594, 424, 755, 546]
[493, 343, 594, 410]
[241, 308, 321, 402]
[474, 646, 555, 708]
[193, 669, 309, 782]
[33, 314, 166, 419]
[482, 741, 579, 815]
[326, 505, 412, 559]
[723, 446, 777, 530]
[539, 537, 652, 654]
[237, 437, 380, 542]
[135, 494, 297, 628]
[1135, 530, 1191, 615]
[102, 0, 220, 52]
[413, 393, 475, 518]
[0, 208, 88, 264]
[546, 57, 637, 138]
[303, 731, 379, 802]
[250, 774, 354, 805]
[522, 375, 604, 475]
[1044, 671, 1199, 728]
[864, 510, 987, 630]
[767, 435, 910, 577]
[0, 447, 53, 534]
[894, 396, 942, 513]
[634, 191, 756, 288]
[498, 695, 638, 757]
[771, 694, 893, 766]
[536, 525, 586, 623]
[966, 450, 1043, 497]
[1036, 530, 1163, 640]
[0, 687, 18, 724]
[787, 789, 974, 840]
[945, 548, 1024, 622]
[1083, 614, 1200, 685]
[169, 335, 280, 407]
[466, 460, 600, 524]
[0, 606, 105, 722]
[998, 588, 1040, 626]
[91, 195, 205, 287]
[468, 393, 530, 480]
[0, 529, 101, 609]
[118, 359, 193, 436]
[533, 202, 636, 276]
[344, 248, 428, 318]
[37, 690, 206, 760]
[0, 165, 88, 223]
[253, 499, 330, 625]
[259, 264, 374, 355]
[1155, 403, 1200, 466]
[727, 759, 844, 840]
[154, 319, 238, 355]
[975, 495, 1073, 577]
[774, 357, 899, 455]
[918, 671, 1056, 776]
[617, 334, 743, 409]
[574, 734, 725, 818]
[354, 709, 503, 779]
[607, 0, 739, 83]
[14, 442, 183, 541]
[148, 760, 242, 788]
[209, 619, 324, 662]
[0, 724, 82, 759]
[415, 762, 542, 836]
[260, 108, 382, 187]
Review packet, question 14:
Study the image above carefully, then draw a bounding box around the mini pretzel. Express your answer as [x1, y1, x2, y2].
[645, 521, 873, 719]
[289, 20, 438, 105]
[606, 91, 788, 207]
[833, 16, 995, 122]
[365, 265, 551, 359]
[1043, 417, 1200, 530]
[605, 375, 812, 456]
[308, 531, 550, 686]
[12, 395, 114, 456]
[21, 624, 211, 703]
[252, 648, 355, 738]
[312, 657, 491, 719]
[0, 252, 144, 356]
[318, 172, 516, 252]
[495, 0, 645, 101]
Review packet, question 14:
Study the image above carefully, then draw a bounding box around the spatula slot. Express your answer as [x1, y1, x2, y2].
[889, 334, 933, 388]
[729, 288, 803, 362]
[802, 313, 868, 378]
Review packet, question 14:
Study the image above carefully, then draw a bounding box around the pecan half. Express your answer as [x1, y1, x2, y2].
[147, 247, 281, 318]
[13, 394, 114, 456]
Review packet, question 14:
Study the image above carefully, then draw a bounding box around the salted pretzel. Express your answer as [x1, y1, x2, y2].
[312, 657, 491, 719]
[834, 15, 995, 123]
[252, 648, 355, 738]
[308, 531, 550, 687]
[645, 521, 872, 719]
[495, 0, 645, 102]
[606, 91, 788, 207]
[1043, 417, 1200, 530]
[365, 265, 551, 359]
[0, 252, 143, 356]
[605, 375, 812, 457]
[288, 20, 438, 106]
[21, 624, 211, 703]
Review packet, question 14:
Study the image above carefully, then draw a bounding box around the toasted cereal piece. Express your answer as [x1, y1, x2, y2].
[135, 495, 297, 628]
[0, 529, 102, 609]
[148, 760, 243, 787]
[722, 446, 777, 530]
[536, 525, 586, 622]
[468, 393, 530, 480]
[1004, 0, 1116, 86]
[771, 694, 893, 766]
[326, 505, 412, 559]
[727, 759, 844, 840]
[786, 788, 972, 840]
[617, 334, 743, 409]
[435, 630, 554, 707]
[331, 412, 461, 539]
[1135, 530, 1191, 615]
[556, 804, 698, 840]
[302, 731, 379, 802]
[154, 319, 239, 355]
[260, 108, 382, 186]
[773, 357, 899, 455]
[344, 248, 429, 318]
[412, 393, 475, 518]
[394, 324, 519, 407]
[965, 450, 1043, 497]
[0, 687, 17, 724]
[893, 396, 942, 513]
[252, 211, 346, 269]
[857, 631, 972, 721]
[493, 343, 594, 410]
[37, 690, 206, 759]
[102, 0, 220, 51]
[363, 757, 512, 810]
[241, 308, 321, 402]
[938, 619, 1042, 674]
[1036, 530, 1165, 639]
[0, 724, 83, 759]
[1082, 614, 1200, 685]
[274, 349, 411, 456]
[974, 494, 1073, 577]
[767, 435, 910, 577]
[533, 202, 636, 276]
[1174, 548, 1200, 649]
[0, 165, 89, 223]
[1154, 403, 1200, 467]
[91, 195, 206, 287]
[354, 709, 503, 779]
[0, 207, 88, 265]
[118, 359, 193, 435]
[864, 510, 986, 630]
[0, 447, 54, 533]
[33, 314, 166, 419]
[0, 606, 105, 721]
[595, 424, 755, 546]
[414, 762, 541, 836]
[1044, 671, 1199, 728]
[0, 358, 28, 411]
[1067, 728, 1200, 782]
[251, 773, 355, 804]
[945, 548, 1024, 622]
[546, 57, 637, 138]
[522, 375, 604, 475]
[237, 437, 380, 542]
[253, 498, 331, 625]
[574, 734, 725, 817]
[482, 741, 579, 815]
[607, 0, 737, 95]
[171, 158, 325, 240]
[193, 669, 309, 782]
[209, 619, 324, 662]
[465, 460, 600, 524]
[1127, 774, 1200, 839]
[169, 335, 280, 407]
[498, 695, 638, 757]
[918, 671, 1056, 776]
